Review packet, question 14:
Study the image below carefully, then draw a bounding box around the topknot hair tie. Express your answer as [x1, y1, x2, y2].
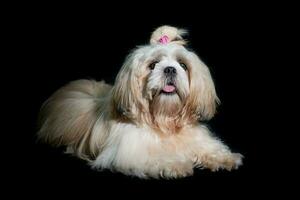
[159, 35, 169, 44]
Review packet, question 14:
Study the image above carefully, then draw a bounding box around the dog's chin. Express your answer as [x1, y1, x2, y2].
[150, 85, 183, 117]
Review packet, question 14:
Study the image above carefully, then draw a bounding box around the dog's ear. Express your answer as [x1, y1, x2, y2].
[111, 52, 148, 120]
[183, 52, 220, 121]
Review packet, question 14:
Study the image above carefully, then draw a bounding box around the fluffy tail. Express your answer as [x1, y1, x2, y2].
[37, 79, 112, 159]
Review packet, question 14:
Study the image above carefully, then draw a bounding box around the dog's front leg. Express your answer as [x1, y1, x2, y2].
[191, 126, 243, 171]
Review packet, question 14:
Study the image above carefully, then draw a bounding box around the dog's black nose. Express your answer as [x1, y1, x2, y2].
[164, 67, 177, 75]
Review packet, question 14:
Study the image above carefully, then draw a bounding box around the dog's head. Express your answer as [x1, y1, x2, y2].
[111, 26, 219, 132]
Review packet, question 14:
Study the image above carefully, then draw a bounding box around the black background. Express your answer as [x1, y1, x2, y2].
[4, 2, 286, 197]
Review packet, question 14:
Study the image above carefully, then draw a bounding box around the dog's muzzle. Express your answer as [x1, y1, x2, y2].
[162, 66, 177, 94]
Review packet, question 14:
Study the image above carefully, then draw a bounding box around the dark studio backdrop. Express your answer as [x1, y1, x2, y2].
[5, 3, 281, 197]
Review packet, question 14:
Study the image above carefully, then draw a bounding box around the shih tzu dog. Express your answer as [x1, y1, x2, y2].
[38, 25, 243, 178]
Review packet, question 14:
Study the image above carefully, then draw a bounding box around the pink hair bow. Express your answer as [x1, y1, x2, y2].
[159, 35, 169, 44]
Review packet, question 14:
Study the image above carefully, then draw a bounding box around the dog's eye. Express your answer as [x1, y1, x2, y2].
[149, 61, 158, 70]
[179, 62, 188, 70]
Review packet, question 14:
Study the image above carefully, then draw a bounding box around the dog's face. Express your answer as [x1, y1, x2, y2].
[142, 44, 190, 117]
[112, 43, 219, 131]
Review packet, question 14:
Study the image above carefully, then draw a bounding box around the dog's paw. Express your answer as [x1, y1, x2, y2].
[200, 153, 244, 172]
[223, 153, 243, 171]
[159, 164, 194, 179]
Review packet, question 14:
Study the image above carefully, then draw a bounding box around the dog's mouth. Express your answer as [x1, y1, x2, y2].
[160, 82, 176, 95]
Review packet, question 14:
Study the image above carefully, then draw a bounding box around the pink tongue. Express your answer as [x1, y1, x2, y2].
[162, 85, 176, 93]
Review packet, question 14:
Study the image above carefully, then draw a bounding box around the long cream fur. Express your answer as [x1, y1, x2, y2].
[38, 25, 243, 178]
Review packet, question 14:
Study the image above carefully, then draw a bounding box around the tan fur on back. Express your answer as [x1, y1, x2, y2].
[38, 80, 112, 159]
